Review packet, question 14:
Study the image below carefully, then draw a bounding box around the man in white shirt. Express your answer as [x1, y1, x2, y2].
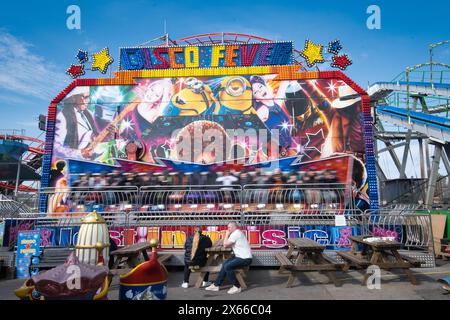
[205, 222, 252, 294]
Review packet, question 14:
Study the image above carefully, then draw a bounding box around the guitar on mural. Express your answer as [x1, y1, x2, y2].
[80, 98, 140, 158]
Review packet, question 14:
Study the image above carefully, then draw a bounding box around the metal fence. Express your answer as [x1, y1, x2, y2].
[1, 185, 436, 267]
[0, 209, 435, 267]
[140, 185, 242, 213]
[42, 186, 140, 214]
[38, 183, 353, 214]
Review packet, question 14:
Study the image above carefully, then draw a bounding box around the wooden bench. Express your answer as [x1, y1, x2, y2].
[343, 236, 420, 285]
[29, 248, 74, 273]
[277, 239, 343, 287]
[108, 254, 173, 277]
[190, 265, 249, 289]
[275, 252, 293, 273]
[337, 251, 371, 271]
[156, 253, 172, 265]
[388, 253, 422, 268]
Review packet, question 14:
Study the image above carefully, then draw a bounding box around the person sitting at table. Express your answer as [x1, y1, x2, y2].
[182, 227, 213, 288]
[205, 222, 252, 294]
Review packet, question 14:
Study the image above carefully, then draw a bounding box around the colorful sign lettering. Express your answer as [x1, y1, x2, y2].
[120, 42, 293, 70]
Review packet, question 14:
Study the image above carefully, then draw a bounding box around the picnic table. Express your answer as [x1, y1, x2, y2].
[337, 236, 421, 285]
[275, 238, 342, 287]
[109, 242, 172, 278]
[190, 245, 248, 289]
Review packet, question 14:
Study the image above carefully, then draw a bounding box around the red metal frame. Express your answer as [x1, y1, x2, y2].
[153, 32, 306, 69]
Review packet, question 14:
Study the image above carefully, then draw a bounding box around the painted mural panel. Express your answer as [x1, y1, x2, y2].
[50, 75, 366, 188]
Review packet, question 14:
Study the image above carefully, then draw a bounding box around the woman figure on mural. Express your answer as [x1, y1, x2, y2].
[136, 79, 173, 124]
[250, 76, 293, 154]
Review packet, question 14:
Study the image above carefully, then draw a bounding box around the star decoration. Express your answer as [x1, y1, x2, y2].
[66, 64, 85, 79]
[331, 54, 353, 70]
[76, 49, 89, 64]
[279, 121, 293, 132]
[304, 129, 325, 154]
[91, 47, 114, 74]
[300, 40, 324, 68]
[328, 39, 343, 55]
[326, 80, 337, 95]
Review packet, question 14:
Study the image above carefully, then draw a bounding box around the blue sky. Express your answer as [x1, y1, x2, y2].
[0, 0, 449, 174]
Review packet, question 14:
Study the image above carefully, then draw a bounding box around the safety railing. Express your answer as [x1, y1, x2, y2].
[41, 186, 140, 214]
[241, 183, 352, 213]
[362, 212, 434, 253]
[139, 185, 242, 213]
[39, 183, 353, 214]
[0, 199, 34, 216]
[0, 210, 435, 266]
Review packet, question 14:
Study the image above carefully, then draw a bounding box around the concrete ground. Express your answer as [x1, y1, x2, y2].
[1, 260, 450, 300]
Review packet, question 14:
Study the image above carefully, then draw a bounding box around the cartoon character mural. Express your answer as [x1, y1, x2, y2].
[49, 74, 369, 206]
[162, 77, 218, 116]
[215, 76, 255, 115]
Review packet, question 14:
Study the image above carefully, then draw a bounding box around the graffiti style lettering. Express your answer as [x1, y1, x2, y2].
[262, 229, 287, 248]
[136, 227, 148, 243]
[287, 226, 301, 239]
[160, 230, 186, 248]
[247, 227, 262, 248]
[39, 229, 53, 247]
[109, 230, 122, 247]
[335, 227, 352, 248]
[122, 228, 136, 246]
[373, 227, 399, 240]
[303, 229, 330, 245]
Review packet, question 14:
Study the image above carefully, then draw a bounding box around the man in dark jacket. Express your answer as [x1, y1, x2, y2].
[182, 228, 212, 288]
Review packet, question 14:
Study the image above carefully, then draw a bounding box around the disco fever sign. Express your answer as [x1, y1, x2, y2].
[119, 42, 293, 70]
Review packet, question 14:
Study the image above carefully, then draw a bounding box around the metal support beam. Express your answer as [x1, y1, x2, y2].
[441, 148, 450, 176]
[418, 138, 425, 179]
[375, 122, 403, 175]
[379, 140, 403, 174]
[375, 161, 387, 182]
[425, 139, 431, 178]
[400, 130, 412, 178]
[425, 144, 443, 209]
[378, 141, 406, 153]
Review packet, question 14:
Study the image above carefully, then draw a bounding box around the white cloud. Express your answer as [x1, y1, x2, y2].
[0, 31, 69, 101]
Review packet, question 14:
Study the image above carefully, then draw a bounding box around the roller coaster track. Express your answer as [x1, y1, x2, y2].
[0, 133, 44, 193]
[0, 134, 44, 155]
[368, 81, 450, 101]
[376, 106, 450, 143]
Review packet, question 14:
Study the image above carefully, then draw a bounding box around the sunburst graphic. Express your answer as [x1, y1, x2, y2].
[120, 118, 134, 133]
